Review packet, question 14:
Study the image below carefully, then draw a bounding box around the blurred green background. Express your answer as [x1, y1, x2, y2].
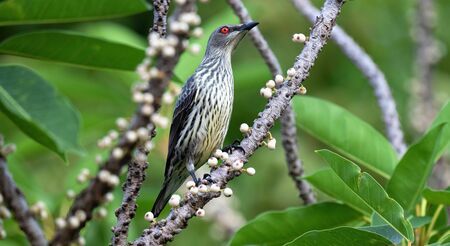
[0, 0, 449, 245]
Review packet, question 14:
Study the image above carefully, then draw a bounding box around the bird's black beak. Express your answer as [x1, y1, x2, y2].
[239, 21, 259, 31]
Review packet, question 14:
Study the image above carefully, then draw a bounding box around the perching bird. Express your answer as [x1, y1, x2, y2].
[152, 22, 258, 217]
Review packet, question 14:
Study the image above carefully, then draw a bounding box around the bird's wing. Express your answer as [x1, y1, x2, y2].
[165, 76, 197, 178]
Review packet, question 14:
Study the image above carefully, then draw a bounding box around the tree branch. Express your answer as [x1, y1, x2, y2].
[410, 0, 449, 189]
[293, 0, 407, 156]
[112, 149, 149, 245]
[152, 0, 170, 37]
[226, 0, 315, 204]
[410, 0, 438, 133]
[131, 0, 345, 244]
[111, 1, 172, 244]
[50, 1, 197, 245]
[0, 138, 47, 246]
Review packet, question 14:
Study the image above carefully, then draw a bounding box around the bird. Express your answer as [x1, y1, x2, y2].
[151, 22, 259, 217]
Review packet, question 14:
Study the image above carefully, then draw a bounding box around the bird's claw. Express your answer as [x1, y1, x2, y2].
[222, 139, 245, 154]
[202, 173, 214, 184]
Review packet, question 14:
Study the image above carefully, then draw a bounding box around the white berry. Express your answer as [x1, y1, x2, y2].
[104, 192, 114, 203]
[169, 194, 181, 207]
[98, 170, 111, 182]
[275, 74, 284, 84]
[75, 210, 87, 222]
[267, 138, 276, 150]
[210, 184, 221, 192]
[143, 93, 154, 104]
[144, 212, 154, 222]
[246, 167, 256, 176]
[133, 92, 144, 103]
[207, 157, 218, 167]
[298, 86, 307, 95]
[108, 175, 120, 187]
[126, 131, 138, 143]
[55, 217, 66, 229]
[112, 148, 124, 159]
[116, 118, 128, 130]
[66, 189, 76, 199]
[141, 104, 154, 115]
[198, 184, 208, 193]
[137, 127, 149, 140]
[68, 216, 80, 229]
[195, 208, 205, 217]
[192, 27, 203, 38]
[221, 152, 229, 160]
[240, 123, 250, 133]
[223, 187, 233, 197]
[162, 92, 175, 104]
[190, 187, 199, 194]
[96, 207, 107, 218]
[214, 149, 223, 158]
[292, 33, 307, 43]
[232, 160, 244, 171]
[266, 80, 276, 89]
[287, 68, 296, 77]
[162, 46, 176, 57]
[186, 181, 196, 189]
[260, 87, 273, 99]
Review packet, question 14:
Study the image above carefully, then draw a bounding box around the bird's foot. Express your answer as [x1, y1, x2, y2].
[189, 170, 201, 186]
[202, 173, 214, 184]
[222, 139, 245, 154]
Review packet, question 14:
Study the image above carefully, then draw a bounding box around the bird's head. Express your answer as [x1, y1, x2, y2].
[205, 22, 258, 57]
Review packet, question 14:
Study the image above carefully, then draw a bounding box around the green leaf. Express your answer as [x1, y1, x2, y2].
[293, 96, 398, 178]
[429, 226, 450, 244]
[430, 102, 450, 155]
[305, 169, 372, 215]
[0, 31, 145, 71]
[359, 225, 402, 245]
[0, 0, 149, 26]
[284, 227, 393, 246]
[0, 65, 81, 159]
[317, 149, 414, 241]
[365, 214, 431, 244]
[229, 202, 363, 246]
[74, 22, 147, 49]
[423, 187, 450, 205]
[386, 124, 449, 213]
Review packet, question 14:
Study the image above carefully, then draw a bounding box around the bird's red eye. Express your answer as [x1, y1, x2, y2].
[220, 27, 229, 34]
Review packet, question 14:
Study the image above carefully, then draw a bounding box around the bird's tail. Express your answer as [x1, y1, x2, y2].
[151, 177, 184, 217]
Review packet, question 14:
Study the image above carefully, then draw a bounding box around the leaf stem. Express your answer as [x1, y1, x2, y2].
[425, 204, 444, 244]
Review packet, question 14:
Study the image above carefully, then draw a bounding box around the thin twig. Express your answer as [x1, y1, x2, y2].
[152, 0, 170, 37]
[50, 1, 197, 245]
[227, 0, 315, 204]
[112, 149, 149, 245]
[0, 138, 47, 246]
[293, 0, 407, 156]
[111, 1, 171, 244]
[132, 0, 345, 244]
[411, 0, 438, 133]
[410, 0, 448, 189]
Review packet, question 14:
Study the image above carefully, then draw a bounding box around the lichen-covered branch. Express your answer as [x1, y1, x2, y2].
[227, 0, 315, 204]
[132, 0, 345, 244]
[111, 149, 149, 245]
[111, 1, 171, 244]
[152, 0, 170, 37]
[410, 0, 449, 189]
[293, 0, 407, 155]
[410, 0, 439, 133]
[50, 1, 197, 245]
[0, 138, 47, 246]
